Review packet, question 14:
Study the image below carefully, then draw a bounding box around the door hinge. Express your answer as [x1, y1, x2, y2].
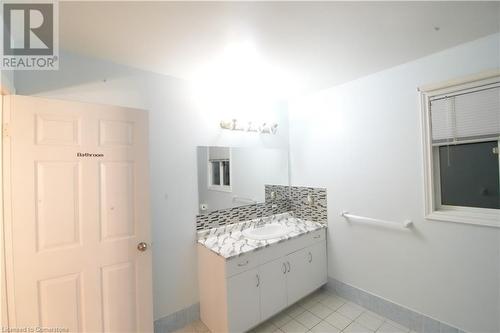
[493, 147, 499, 155]
[3, 123, 10, 138]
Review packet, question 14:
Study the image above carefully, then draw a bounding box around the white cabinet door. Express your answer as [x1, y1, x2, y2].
[286, 241, 327, 305]
[227, 268, 261, 333]
[259, 258, 288, 321]
[306, 241, 327, 291]
[285, 248, 310, 305]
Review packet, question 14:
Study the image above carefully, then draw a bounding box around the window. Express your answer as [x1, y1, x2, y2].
[209, 160, 230, 187]
[208, 147, 232, 192]
[421, 74, 500, 227]
[438, 141, 499, 209]
[211, 161, 221, 185]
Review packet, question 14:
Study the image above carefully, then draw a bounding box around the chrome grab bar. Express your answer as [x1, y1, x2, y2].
[233, 196, 257, 204]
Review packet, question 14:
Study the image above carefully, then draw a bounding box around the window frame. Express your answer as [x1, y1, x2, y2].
[420, 71, 500, 228]
[207, 157, 232, 193]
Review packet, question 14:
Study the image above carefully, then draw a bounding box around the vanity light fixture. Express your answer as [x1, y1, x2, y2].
[220, 119, 278, 134]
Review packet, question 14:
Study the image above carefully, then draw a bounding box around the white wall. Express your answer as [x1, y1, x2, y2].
[1, 70, 15, 94]
[197, 147, 289, 212]
[288, 33, 500, 333]
[14, 51, 290, 321]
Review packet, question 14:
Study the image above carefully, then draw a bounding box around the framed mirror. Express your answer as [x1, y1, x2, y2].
[196, 146, 289, 214]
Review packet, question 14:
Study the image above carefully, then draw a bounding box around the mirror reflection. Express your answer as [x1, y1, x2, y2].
[196, 146, 289, 213]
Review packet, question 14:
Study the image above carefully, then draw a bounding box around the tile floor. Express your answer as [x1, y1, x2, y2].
[174, 288, 415, 333]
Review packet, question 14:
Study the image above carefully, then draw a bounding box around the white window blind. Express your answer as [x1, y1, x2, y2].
[208, 146, 230, 160]
[430, 85, 500, 145]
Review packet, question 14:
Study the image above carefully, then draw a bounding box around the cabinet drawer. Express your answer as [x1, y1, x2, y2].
[226, 251, 262, 277]
[281, 229, 325, 255]
[225, 228, 326, 277]
[304, 229, 325, 244]
[255, 228, 327, 265]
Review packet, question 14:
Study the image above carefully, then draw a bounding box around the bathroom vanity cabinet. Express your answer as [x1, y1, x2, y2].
[197, 228, 327, 333]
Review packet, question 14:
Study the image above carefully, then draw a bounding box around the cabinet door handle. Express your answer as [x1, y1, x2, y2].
[256, 274, 260, 287]
[313, 235, 321, 239]
[308, 252, 313, 263]
[237, 260, 249, 267]
[287, 261, 291, 273]
[282, 263, 287, 274]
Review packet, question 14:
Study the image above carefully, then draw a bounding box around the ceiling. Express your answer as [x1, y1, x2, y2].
[59, 1, 500, 95]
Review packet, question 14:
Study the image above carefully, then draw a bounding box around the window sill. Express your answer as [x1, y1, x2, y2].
[208, 185, 232, 193]
[426, 208, 500, 228]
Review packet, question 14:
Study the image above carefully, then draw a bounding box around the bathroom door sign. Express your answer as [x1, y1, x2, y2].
[77, 152, 104, 157]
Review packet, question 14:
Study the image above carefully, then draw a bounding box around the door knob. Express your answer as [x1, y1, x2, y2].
[137, 242, 148, 252]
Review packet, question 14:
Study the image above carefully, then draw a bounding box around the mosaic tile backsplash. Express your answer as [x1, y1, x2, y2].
[265, 184, 328, 223]
[289, 185, 328, 223]
[195, 185, 327, 231]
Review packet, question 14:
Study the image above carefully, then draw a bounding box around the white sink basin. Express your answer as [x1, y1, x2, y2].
[242, 223, 291, 240]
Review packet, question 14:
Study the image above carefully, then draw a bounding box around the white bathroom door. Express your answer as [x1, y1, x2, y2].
[3, 95, 153, 332]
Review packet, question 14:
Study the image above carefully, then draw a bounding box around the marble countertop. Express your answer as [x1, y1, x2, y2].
[197, 212, 327, 260]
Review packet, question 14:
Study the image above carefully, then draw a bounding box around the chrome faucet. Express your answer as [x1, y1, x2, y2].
[255, 218, 266, 228]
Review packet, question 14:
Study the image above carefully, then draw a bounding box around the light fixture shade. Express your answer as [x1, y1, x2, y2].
[219, 119, 278, 135]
